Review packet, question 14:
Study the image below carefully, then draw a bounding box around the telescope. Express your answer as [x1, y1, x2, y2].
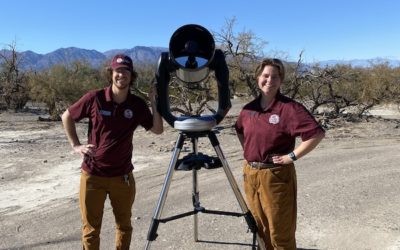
[155, 24, 231, 131]
[146, 24, 258, 250]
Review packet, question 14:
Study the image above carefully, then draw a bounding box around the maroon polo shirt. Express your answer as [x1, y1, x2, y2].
[235, 93, 325, 163]
[68, 86, 153, 177]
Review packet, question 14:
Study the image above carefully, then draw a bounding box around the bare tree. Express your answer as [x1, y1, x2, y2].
[168, 74, 217, 116]
[0, 41, 29, 110]
[213, 17, 267, 98]
[283, 51, 306, 100]
[287, 63, 381, 118]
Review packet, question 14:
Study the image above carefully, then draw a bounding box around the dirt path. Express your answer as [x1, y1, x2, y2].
[1, 109, 400, 249]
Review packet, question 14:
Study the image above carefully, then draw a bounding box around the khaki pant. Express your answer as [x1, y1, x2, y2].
[80, 170, 136, 250]
[243, 162, 297, 250]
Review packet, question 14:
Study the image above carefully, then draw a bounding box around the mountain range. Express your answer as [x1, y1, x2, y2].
[317, 58, 400, 68]
[0, 46, 168, 71]
[1, 46, 399, 71]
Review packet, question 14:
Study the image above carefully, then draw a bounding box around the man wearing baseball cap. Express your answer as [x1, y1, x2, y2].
[62, 54, 163, 249]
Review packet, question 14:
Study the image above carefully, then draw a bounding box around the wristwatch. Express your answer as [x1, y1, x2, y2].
[288, 152, 297, 161]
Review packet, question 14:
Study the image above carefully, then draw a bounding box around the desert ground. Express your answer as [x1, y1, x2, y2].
[0, 99, 400, 250]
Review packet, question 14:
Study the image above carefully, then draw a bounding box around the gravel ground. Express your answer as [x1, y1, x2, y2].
[1, 103, 400, 250]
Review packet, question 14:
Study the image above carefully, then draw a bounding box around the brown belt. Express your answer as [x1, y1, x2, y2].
[248, 161, 277, 169]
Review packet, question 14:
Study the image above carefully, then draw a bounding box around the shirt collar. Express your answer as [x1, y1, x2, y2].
[257, 92, 283, 112]
[104, 85, 133, 104]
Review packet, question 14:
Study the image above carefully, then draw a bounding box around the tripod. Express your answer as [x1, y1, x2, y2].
[145, 129, 258, 249]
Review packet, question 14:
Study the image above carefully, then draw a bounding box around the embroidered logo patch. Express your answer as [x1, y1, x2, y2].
[268, 114, 280, 124]
[124, 109, 133, 119]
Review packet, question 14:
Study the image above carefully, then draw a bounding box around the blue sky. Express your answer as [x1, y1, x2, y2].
[1, 0, 399, 63]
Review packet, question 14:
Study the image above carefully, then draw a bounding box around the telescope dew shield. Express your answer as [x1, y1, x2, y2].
[169, 24, 215, 83]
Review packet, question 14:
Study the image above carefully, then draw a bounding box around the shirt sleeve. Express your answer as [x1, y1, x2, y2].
[68, 91, 95, 122]
[289, 103, 325, 141]
[234, 110, 244, 135]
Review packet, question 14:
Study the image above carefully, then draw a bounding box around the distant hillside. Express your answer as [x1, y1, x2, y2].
[317, 58, 400, 68]
[1, 46, 399, 71]
[104, 46, 167, 65]
[1, 46, 168, 71]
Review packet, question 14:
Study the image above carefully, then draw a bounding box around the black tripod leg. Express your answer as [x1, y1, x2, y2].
[191, 137, 200, 242]
[145, 133, 185, 250]
[208, 131, 259, 249]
